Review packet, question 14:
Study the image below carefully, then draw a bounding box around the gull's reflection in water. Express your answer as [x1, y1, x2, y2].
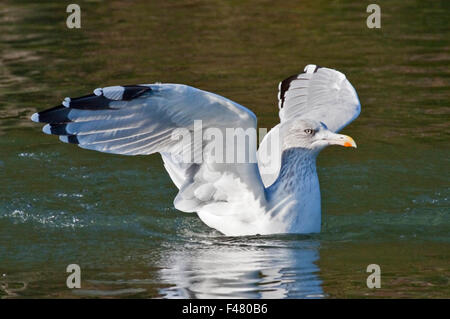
[159, 237, 324, 299]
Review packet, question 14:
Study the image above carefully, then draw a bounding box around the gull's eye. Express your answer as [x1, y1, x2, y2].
[304, 129, 315, 135]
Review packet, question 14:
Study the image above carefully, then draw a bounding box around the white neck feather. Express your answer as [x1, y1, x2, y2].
[266, 147, 321, 233]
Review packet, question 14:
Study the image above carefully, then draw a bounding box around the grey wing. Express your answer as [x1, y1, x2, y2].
[258, 64, 361, 187]
[31, 83, 265, 212]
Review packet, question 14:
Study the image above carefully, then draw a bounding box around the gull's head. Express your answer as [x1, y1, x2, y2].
[282, 118, 357, 154]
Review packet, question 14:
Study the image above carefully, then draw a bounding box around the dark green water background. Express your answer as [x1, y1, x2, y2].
[0, 0, 449, 298]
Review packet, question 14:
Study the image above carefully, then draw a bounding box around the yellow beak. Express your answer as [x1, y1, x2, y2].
[326, 133, 357, 148]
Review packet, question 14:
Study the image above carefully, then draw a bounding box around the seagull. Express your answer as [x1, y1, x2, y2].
[31, 64, 360, 236]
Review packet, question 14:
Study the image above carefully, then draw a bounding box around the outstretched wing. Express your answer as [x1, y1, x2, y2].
[278, 64, 360, 130]
[31, 84, 266, 212]
[258, 64, 361, 187]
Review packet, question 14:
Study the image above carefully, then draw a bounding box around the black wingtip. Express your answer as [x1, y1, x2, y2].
[68, 94, 112, 110]
[67, 135, 79, 144]
[48, 123, 69, 135]
[60, 135, 79, 144]
[32, 105, 71, 123]
[279, 74, 299, 109]
[122, 85, 151, 100]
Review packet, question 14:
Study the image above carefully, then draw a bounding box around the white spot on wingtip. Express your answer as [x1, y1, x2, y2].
[31, 113, 39, 122]
[62, 97, 71, 107]
[93, 88, 103, 96]
[103, 86, 124, 100]
[304, 64, 316, 74]
[42, 124, 51, 134]
[59, 136, 69, 143]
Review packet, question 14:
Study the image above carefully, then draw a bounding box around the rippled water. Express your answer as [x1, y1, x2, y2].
[0, 0, 449, 298]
